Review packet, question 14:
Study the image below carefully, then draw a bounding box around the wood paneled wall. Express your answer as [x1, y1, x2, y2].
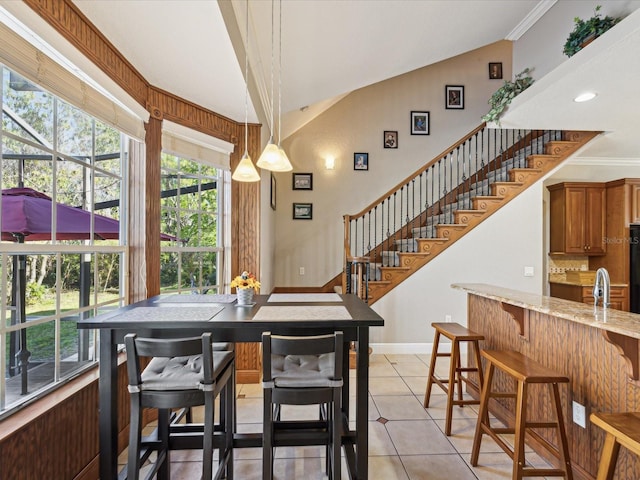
[0, 359, 131, 480]
[468, 294, 640, 479]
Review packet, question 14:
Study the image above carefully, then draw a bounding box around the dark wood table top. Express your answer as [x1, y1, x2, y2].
[77, 293, 384, 333]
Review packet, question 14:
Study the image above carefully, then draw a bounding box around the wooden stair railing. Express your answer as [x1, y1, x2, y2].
[343, 126, 599, 305]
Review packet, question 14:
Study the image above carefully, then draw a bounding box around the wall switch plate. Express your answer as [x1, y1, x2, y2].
[572, 401, 586, 428]
[299, 267, 305, 275]
[445, 315, 452, 323]
[524, 266, 534, 277]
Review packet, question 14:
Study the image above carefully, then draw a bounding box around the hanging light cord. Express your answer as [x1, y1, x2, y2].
[269, 0, 275, 140]
[244, 0, 249, 155]
[277, 0, 283, 146]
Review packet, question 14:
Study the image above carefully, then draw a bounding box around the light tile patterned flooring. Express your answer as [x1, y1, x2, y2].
[120, 353, 557, 479]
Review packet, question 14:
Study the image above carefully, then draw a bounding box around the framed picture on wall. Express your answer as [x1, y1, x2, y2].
[489, 62, 503, 79]
[383, 131, 398, 149]
[445, 85, 464, 110]
[293, 203, 313, 220]
[410, 111, 430, 135]
[292, 172, 313, 190]
[354, 153, 369, 170]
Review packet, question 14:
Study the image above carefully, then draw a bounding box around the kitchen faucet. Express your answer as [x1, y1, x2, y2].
[593, 267, 611, 308]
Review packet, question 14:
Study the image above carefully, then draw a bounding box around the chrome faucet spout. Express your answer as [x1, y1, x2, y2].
[593, 267, 611, 308]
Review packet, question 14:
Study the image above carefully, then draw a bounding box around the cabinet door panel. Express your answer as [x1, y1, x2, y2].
[565, 187, 587, 253]
[585, 187, 606, 254]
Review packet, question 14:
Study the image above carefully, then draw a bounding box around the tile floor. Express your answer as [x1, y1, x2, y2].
[120, 353, 557, 479]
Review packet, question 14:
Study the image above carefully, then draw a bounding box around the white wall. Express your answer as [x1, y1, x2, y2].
[276, 41, 513, 287]
[514, 0, 640, 81]
[372, 185, 544, 350]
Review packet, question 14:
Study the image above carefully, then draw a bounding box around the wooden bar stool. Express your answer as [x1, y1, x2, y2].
[470, 350, 572, 480]
[590, 412, 640, 480]
[423, 322, 484, 435]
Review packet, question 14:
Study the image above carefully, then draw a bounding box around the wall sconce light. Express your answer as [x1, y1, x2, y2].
[324, 156, 335, 170]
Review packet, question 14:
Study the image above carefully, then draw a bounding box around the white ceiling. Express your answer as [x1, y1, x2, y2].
[68, 0, 543, 134]
[4, 0, 638, 161]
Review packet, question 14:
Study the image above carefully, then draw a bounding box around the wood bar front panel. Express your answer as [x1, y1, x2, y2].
[468, 294, 640, 480]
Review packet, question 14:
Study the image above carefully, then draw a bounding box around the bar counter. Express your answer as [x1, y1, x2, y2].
[452, 283, 640, 480]
[452, 283, 640, 339]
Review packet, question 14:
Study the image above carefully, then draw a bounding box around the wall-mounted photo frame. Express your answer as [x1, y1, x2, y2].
[292, 172, 313, 190]
[445, 85, 464, 110]
[354, 152, 369, 171]
[489, 62, 503, 79]
[293, 202, 313, 220]
[410, 111, 430, 135]
[383, 130, 398, 149]
[270, 173, 276, 210]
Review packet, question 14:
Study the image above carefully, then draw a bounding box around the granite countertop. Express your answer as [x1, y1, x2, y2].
[549, 280, 628, 287]
[452, 283, 640, 340]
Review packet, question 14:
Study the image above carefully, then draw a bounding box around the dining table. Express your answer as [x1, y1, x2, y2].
[76, 292, 384, 480]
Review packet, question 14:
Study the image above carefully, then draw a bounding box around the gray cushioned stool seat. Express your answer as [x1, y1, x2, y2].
[142, 350, 234, 391]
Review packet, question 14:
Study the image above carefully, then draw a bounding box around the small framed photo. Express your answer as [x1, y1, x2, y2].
[410, 111, 430, 135]
[270, 173, 276, 210]
[293, 202, 313, 220]
[292, 172, 313, 190]
[383, 130, 398, 149]
[354, 153, 369, 171]
[489, 62, 503, 79]
[445, 85, 464, 110]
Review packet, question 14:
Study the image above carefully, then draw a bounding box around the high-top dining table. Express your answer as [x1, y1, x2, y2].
[77, 292, 384, 479]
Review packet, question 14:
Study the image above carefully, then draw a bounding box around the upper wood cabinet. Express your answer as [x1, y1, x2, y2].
[548, 182, 606, 255]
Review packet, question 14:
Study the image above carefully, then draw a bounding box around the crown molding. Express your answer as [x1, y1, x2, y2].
[568, 157, 640, 166]
[505, 0, 557, 41]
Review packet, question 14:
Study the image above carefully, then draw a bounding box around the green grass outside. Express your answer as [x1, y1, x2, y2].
[6, 290, 119, 365]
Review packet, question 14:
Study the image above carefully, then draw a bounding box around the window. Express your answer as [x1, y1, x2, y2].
[0, 67, 127, 418]
[160, 153, 223, 295]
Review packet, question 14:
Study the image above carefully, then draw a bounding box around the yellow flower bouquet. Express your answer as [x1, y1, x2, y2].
[230, 271, 260, 292]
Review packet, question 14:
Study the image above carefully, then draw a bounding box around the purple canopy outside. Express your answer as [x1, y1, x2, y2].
[1, 187, 175, 242]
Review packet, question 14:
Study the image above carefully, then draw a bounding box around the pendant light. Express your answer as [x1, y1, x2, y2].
[276, 0, 292, 170]
[256, 0, 292, 172]
[232, 0, 260, 182]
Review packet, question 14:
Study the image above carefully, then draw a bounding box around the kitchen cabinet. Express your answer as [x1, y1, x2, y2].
[549, 282, 628, 311]
[548, 182, 606, 255]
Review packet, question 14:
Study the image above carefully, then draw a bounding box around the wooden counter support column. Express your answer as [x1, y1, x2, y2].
[601, 331, 640, 381]
[500, 302, 529, 338]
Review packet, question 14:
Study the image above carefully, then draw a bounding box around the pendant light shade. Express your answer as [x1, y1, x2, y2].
[232, 151, 260, 182]
[255, 138, 282, 170]
[256, 0, 292, 173]
[232, 0, 260, 182]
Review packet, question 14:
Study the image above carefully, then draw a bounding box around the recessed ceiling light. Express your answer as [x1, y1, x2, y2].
[574, 92, 597, 103]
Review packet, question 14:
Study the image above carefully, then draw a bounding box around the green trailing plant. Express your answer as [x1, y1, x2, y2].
[563, 5, 621, 57]
[482, 68, 534, 125]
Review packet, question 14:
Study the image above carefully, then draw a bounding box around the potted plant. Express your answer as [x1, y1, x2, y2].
[482, 68, 534, 125]
[563, 5, 622, 57]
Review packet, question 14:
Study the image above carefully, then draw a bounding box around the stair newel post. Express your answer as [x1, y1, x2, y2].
[343, 214, 351, 294]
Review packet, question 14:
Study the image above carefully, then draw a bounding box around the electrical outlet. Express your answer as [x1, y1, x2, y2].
[299, 267, 305, 275]
[445, 314, 452, 323]
[524, 266, 534, 277]
[572, 401, 586, 428]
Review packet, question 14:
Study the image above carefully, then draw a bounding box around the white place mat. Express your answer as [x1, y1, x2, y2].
[154, 294, 236, 304]
[110, 306, 224, 322]
[252, 305, 351, 321]
[267, 293, 342, 303]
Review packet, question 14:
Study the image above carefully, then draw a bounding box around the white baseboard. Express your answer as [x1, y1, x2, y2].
[370, 343, 470, 355]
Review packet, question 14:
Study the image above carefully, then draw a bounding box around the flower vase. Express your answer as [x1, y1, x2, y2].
[237, 288, 254, 305]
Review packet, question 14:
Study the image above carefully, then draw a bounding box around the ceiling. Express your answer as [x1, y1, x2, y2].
[66, 0, 543, 136]
[3, 0, 639, 161]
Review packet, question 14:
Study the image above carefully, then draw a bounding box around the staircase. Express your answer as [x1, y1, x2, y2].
[342, 125, 599, 304]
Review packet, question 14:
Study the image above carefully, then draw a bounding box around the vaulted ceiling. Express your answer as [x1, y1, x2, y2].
[3, 0, 640, 160]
